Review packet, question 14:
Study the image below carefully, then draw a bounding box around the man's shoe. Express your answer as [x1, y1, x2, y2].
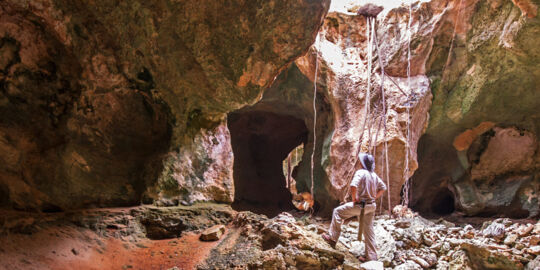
[322, 233, 336, 248]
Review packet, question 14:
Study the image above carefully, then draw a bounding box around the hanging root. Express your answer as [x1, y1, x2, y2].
[310, 33, 320, 205]
[440, 0, 464, 87]
[372, 16, 392, 215]
[341, 16, 376, 203]
[401, 0, 414, 207]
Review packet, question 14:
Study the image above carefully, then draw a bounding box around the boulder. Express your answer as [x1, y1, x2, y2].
[448, 250, 474, 270]
[518, 224, 535, 237]
[314, 246, 345, 262]
[504, 234, 519, 246]
[461, 242, 524, 270]
[141, 217, 185, 240]
[261, 250, 287, 270]
[482, 222, 506, 240]
[295, 250, 321, 269]
[423, 253, 438, 268]
[529, 235, 540, 246]
[534, 223, 540, 234]
[356, 4, 384, 18]
[139, 204, 233, 240]
[411, 256, 430, 269]
[396, 220, 412, 229]
[200, 225, 226, 241]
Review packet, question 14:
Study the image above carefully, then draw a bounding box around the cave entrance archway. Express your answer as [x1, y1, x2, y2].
[228, 110, 308, 217]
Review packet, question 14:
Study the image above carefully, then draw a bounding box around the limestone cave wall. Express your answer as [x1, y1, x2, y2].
[0, 0, 330, 211]
[0, 0, 538, 219]
[410, 0, 540, 217]
[292, 9, 432, 213]
[285, 0, 539, 217]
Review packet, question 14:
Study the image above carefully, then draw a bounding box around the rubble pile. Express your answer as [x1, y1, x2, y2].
[1, 203, 538, 269]
[199, 206, 540, 270]
[199, 212, 349, 269]
[341, 214, 540, 269]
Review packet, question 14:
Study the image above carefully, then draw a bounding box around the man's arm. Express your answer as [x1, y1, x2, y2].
[375, 189, 384, 199]
[351, 186, 358, 203]
[375, 175, 387, 199]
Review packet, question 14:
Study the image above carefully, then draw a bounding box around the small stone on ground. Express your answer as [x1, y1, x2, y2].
[200, 225, 226, 241]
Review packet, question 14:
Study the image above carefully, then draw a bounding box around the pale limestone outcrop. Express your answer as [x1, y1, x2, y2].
[153, 122, 234, 204]
[294, 11, 432, 210]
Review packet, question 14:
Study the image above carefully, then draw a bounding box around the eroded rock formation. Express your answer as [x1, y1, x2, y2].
[286, 0, 539, 217]
[408, 0, 540, 217]
[291, 8, 432, 212]
[0, 0, 538, 221]
[1, 0, 540, 268]
[0, 0, 330, 211]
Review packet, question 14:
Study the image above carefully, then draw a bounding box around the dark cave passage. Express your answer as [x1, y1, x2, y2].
[410, 134, 460, 218]
[228, 110, 308, 217]
[431, 188, 455, 216]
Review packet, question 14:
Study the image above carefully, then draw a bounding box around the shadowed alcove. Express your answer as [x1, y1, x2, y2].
[228, 110, 308, 217]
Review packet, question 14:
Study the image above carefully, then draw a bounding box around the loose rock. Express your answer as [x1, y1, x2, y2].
[359, 260, 384, 270]
[504, 234, 518, 246]
[482, 222, 506, 240]
[200, 225, 226, 241]
[526, 246, 540, 255]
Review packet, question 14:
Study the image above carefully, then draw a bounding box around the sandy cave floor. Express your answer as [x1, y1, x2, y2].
[0, 225, 225, 270]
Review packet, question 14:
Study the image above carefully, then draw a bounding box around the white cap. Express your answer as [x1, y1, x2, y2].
[358, 152, 375, 172]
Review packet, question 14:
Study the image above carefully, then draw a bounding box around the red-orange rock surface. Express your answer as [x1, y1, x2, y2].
[0, 0, 330, 210]
[0, 0, 538, 220]
[292, 10, 432, 211]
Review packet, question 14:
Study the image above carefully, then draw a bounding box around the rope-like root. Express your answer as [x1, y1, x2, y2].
[441, 0, 464, 87]
[341, 16, 375, 202]
[401, 0, 417, 207]
[310, 33, 320, 206]
[372, 17, 391, 215]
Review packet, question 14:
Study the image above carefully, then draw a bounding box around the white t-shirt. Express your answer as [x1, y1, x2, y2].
[350, 169, 387, 203]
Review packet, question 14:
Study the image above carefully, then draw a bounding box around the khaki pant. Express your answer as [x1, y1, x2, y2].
[328, 202, 377, 260]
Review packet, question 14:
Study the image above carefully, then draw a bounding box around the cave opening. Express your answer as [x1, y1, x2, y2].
[430, 188, 455, 216]
[228, 110, 308, 217]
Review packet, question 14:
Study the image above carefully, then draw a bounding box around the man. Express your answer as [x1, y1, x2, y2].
[322, 153, 387, 262]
